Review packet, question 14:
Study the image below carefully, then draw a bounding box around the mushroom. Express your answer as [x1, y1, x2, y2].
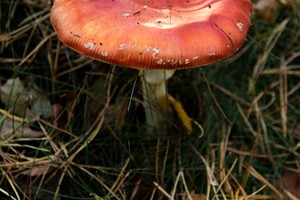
[50, 0, 253, 133]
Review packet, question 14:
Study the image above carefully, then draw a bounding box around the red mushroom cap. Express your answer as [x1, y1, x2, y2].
[50, 0, 253, 70]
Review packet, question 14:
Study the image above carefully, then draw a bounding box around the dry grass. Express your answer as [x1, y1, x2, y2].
[1, 0, 300, 199]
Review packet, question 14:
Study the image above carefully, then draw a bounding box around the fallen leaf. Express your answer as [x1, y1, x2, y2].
[23, 77, 52, 119]
[0, 115, 44, 139]
[18, 164, 55, 177]
[15, 169, 62, 200]
[181, 191, 206, 200]
[0, 77, 52, 122]
[51, 103, 69, 129]
[254, 0, 279, 22]
[276, 171, 300, 199]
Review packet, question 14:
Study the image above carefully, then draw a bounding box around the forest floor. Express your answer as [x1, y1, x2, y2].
[0, 0, 300, 199]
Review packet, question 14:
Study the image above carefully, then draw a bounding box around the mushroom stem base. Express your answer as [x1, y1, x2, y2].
[140, 69, 175, 134]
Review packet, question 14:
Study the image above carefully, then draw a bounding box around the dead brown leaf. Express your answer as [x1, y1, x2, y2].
[181, 191, 206, 200]
[0, 116, 44, 139]
[254, 0, 279, 22]
[0, 77, 52, 122]
[15, 170, 62, 200]
[18, 164, 55, 177]
[276, 171, 300, 199]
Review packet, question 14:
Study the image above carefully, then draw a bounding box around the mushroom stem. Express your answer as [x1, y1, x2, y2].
[140, 69, 175, 133]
